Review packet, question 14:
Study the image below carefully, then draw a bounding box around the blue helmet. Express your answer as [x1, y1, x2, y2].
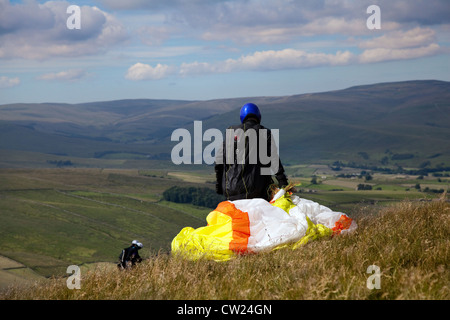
[240, 103, 261, 123]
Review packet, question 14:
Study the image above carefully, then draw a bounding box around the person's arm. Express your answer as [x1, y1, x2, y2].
[215, 164, 223, 194]
[275, 159, 288, 187]
[215, 140, 224, 195]
[136, 251, 142, 263]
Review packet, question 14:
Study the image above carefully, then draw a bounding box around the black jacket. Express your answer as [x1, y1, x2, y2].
[215, 119, 288, 201]
[119, 245, 142, 267]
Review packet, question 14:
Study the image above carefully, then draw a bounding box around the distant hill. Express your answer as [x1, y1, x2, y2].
[0, 80, 449, 167]
[200, 80, 450, 165]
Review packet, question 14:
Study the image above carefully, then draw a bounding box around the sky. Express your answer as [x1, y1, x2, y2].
[0, 0, 449, 104]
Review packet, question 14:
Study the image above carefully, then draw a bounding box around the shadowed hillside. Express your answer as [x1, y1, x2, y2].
[0, 80, 449, 167]
[200, 80, 450, 165]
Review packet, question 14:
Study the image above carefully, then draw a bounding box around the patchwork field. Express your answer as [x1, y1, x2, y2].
[0, 168, 212, 289]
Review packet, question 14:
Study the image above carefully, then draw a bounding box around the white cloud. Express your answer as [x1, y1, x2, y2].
[358, 27, 441, 63]
[179, 48, 355, 76]
[233, 49, 355, 70]
[200, 18, 402, 46]
[359, 43, 441, 64]
[296, 18, 364, 37]
[86, 0, 450, 48]
[133, 40, 442, 80]
[359, 27, 437, 49]
[99, 1, 371, 46]
[114, 1, 447, 81]
[0, 1, 128, 60]
[175, 48, 356, 78]
[0, 76, 20, 88]
[125, 63, 175, 80]
[37, 69, 88, 81]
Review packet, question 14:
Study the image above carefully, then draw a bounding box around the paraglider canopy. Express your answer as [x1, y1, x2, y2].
[171, 185, 357, 262]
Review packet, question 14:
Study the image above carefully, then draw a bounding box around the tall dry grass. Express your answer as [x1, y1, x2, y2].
[2, 198, 449, 300]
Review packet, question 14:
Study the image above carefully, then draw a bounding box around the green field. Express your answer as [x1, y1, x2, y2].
[0, 165, 448, 291]
[0, 168, 212, 288]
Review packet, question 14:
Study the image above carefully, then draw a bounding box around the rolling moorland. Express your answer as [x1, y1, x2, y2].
[0, 80, 449, 298]
[0, 80, 449, 167]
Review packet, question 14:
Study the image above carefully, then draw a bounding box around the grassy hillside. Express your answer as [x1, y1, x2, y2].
[0, 168, 213, 285]
[1, 198, 448, 300]
[1, 166, 447, 287]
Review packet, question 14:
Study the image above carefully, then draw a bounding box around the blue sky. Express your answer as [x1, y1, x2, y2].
[0, 0, 449, 104]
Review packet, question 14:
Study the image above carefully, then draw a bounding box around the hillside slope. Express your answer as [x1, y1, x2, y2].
[2, 198, 448, 300]
[0, 168, 212, 283]
[0, 80, 449, 166]
[200, 80, 450, 164]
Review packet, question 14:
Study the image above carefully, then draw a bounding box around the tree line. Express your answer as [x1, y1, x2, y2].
[162, 186, 225, 209]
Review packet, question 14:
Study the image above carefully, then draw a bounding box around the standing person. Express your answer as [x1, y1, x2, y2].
[215, 103, 289, 201]
[118, 240, 143, 270]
